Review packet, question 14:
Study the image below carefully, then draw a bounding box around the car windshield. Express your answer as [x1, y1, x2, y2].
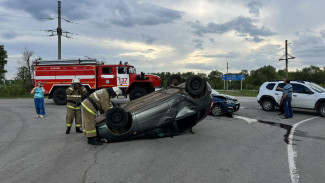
[305, 83, 325, 93]
[211, 89, 219, 95]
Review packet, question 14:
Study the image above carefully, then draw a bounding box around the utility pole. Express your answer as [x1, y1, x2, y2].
[57, 1, 61, 60]
[279, 40, 295, 78]
[43, 1, 75, 59]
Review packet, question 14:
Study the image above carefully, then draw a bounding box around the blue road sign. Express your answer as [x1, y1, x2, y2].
[222, 75, 245, 81]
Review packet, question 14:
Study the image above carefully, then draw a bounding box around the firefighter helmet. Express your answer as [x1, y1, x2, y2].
[72, 78, 80, 84]
[112, 87, 122, 96]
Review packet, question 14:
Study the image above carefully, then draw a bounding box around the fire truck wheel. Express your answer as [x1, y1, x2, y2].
[53, 87, 67, 105]
[185, 76, 205, 96]
[129, 87, 147, 101]
[106, 107, 128, 129]
[167, 74, 182, 87]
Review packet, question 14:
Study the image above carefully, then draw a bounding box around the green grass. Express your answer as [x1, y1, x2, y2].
[216, 90, 258, 97]
[0, 85, 34, 99]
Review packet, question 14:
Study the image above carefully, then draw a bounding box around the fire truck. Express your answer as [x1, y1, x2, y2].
[32, 59, 161, 105]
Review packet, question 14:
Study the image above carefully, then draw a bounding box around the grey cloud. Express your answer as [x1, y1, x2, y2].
[193, 39, 204, 49]
[188, 16, 276, 41]
[185, 63, 218, 71]
[1, 0, 95, 20]
[293, 34, 325, 58]
[247, 1, 263, 17]
[320, 30, 325, 38]
[236, 32, 264, 42]
[104, 0, 183, 27]
[141, 33, 157, 44]
[244, 35, 264, 43]
[209, 38, 215, 43]
[0, 31, 18, 39]
[198, 51, 241, 58]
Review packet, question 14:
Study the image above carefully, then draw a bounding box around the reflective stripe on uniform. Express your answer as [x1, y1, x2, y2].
[83, 129, 86, 132]
[67, 95, 81, 98]
[67, 105, 81, 110]
[66, 124, 72, 127]
[75, 124, 82, 127]
[81, 102, 97, 115]
[86, 130, 96, 134]
[68, 87, 73, 91]
[94, 92, 99, 101]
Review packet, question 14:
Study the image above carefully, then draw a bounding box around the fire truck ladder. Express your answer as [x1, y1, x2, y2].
[32, 59, 102, 66]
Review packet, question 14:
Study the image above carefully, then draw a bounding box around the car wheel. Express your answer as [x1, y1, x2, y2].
[185, 76, 205, 96]
[319, 103, 325, 117]
[211, 104, 224, 116]
[106, 107, 128, 129]
[261, 99, 275, 111]
[53, 87, 67, 105]
[129, 87, 147, 101]
[167, 74, 182, 87]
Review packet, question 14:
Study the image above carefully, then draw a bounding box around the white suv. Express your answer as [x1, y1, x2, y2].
[257, 81, 325, 117]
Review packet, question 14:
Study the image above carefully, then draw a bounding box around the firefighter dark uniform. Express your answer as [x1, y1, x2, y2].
[65, 79, 88, 134]
[81, 87, 122, 145]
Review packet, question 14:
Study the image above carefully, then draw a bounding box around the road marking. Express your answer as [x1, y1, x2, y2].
[287, 117, 318, 183]
[233, 115, 258, 124]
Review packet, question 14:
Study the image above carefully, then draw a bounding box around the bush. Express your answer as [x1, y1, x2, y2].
[0, 83, 31, 98]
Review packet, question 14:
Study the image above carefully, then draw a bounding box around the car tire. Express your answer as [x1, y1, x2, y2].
[129, 87, 147, 101]
[53, 87, 67, 105]
[185, 76, 205, 96]
[261, 99, 275, 111]
[211, 104, 224, 116]
[319, 103, 325, 117]
[106, 107, 128, 129]
[167, 74, 182, 87]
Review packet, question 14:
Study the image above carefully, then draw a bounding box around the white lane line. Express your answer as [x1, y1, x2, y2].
[233, 115, 258, 124]
[287, 117, 318, 183]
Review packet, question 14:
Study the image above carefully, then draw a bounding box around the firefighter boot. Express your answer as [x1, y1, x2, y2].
[66, 127, 71, 134]
[76, 127, 83, 133]
[87, 137, 103, 145]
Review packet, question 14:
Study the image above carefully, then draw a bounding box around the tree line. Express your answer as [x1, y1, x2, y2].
[0, 45, 324, 97]
[153, 65, 325, 89]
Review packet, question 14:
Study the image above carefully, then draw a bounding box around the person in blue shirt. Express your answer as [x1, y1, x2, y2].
[31, 81, 46, 118]
[279, 79, 293, 119]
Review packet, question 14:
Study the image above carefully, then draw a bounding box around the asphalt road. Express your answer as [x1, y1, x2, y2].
[0, 97, 324, 183]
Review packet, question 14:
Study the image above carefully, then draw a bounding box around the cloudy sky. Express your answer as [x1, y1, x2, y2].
[1, 0, 325, 79]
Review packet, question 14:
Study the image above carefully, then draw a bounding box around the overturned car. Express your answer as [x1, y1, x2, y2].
[95, 75, 213, 142]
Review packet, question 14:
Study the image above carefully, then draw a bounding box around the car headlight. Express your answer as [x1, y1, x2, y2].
[227, 99, 235, 104]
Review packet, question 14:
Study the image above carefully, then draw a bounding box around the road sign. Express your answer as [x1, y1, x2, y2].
[222, 75, 245, 81]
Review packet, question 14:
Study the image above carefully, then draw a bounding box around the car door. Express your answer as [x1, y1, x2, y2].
[116, 66, 130, 87]
[291, 84, 315, 109]
[98, 66, 116, 88]
[275, 83, 285, 104]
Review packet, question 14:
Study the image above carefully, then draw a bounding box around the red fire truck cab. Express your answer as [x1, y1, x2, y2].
[32, 59, 161, 105]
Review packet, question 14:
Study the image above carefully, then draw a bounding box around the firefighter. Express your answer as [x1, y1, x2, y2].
[65, 78, 88, 134]
[81, 87, 122, 145]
